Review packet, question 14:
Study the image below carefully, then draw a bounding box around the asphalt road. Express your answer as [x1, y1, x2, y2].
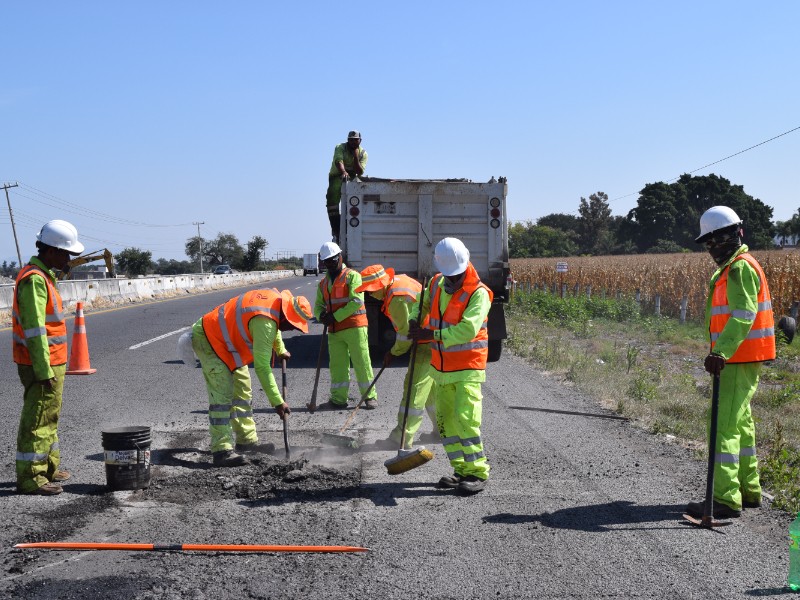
[0, 275, 793, 599]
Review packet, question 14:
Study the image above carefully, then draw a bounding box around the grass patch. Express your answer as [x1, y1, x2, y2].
[508, 288, 800, 513]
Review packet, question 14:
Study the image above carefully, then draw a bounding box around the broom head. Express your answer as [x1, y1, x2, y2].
[384, 447, 434, 475]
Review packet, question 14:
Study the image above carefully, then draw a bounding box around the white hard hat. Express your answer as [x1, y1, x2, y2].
[434, 237, 470, 277]
[36, 219, 84, 254]
[696, 206, 742, 243]
[319, 241, 342, 261]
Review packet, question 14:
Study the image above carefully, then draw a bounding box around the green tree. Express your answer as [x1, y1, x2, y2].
[116, 247, 153, 277]
[509, 221, 578, 257]
[577, 191, 612, 254]
[154, 258, 195, 275]
[537, 213, 580, 235]
[625, 174, 774, 252]
[241, 235, 268, 272]
[205, 233, 244, 268]
[184, 235, 207, 270]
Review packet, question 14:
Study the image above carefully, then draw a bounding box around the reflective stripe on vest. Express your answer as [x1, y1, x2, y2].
[709, 253, 776, 363]
[320, 268, 367, 332]
[382, 274, 422, 329]
[429, 269, 493, 373]
[12, 264, 68, 366]
[202, 289, 281, 371]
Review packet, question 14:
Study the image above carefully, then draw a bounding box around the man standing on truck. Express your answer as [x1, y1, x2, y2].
[13, 220, 85, 495]
[409, 237, 493, 495]
[356, 264, 438, 449]
[190, 289, 313, 467]
[686, 206, 775, 519]
[326, 130, 367, 243]
[315, 241, 378, 410]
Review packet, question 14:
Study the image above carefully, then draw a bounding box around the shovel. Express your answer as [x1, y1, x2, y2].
[320, 365, 386, 449]
[307, 324, 328, 413]
[281, 358, 290, 459]
[683, 373, 732, 529]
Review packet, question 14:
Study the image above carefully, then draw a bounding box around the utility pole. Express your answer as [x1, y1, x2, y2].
[193, 221, 205, 274]
[3, 182, 21, 266]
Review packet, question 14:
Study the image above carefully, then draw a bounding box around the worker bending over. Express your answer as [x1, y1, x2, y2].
[409, 237, 492, 495]
[13, 220, 85, 495]
[190, 289, 312, 467]
[356, 265, 437, 449]
[315, 241, 377, 410]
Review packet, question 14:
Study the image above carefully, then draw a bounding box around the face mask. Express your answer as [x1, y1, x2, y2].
[443, 273, 465, 294]
[706, 229, 742, 265]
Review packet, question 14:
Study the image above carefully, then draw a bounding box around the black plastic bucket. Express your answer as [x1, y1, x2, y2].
[101, 426, 152, 491]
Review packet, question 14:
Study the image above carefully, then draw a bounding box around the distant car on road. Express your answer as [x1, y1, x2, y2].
[213, 265, 233, 274]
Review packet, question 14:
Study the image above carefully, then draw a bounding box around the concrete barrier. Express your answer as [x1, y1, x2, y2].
[0, 270, 297, 319]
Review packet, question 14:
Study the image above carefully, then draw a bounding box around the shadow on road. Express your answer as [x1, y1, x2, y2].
[509, 406, 629, 421]
[483, 500, 687, 532]
[744, 587, 797, 596]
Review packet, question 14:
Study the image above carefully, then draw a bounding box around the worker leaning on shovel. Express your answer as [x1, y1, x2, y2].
[314, 241, 378, 410]
[13, 220, 85, 496]
[189, 289, 313, 467]
[409, 237, 493, 495]
[356, 264, 438, 449]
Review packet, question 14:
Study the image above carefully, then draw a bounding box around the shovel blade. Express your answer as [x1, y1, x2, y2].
[682, 513, 733, 528]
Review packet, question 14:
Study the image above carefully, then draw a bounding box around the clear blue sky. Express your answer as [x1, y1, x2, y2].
[2, 1, 798, 266]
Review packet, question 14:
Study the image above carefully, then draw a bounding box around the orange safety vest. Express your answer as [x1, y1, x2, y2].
[429, 264, 493, 372]
[710, 253, 776, 363]
[12, 264, 68, 366]
[203, 289, 281, 371]
[381, 274, 422, 324]
[320, 268, 367, 333]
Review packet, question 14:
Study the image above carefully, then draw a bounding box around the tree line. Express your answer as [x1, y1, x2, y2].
[510, 173, 789, 258]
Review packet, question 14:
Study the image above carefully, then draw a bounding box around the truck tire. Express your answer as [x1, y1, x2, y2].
[487, 339, 503, 362]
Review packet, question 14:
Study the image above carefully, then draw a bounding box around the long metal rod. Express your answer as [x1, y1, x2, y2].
[15, 542, 368, 553]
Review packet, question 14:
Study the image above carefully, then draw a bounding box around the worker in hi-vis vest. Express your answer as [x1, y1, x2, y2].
[190, 289, 312, 467]
[686, 206, 775, 520]
[13, 220, 85, 496]
[314, 241, 377, 410]
[409, 237, 493, 495]
[356, 264, 437, 449]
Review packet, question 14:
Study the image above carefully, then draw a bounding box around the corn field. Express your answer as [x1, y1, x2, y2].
[510, 250, 800, 322]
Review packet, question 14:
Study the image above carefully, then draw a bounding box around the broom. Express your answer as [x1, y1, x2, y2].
[385, 278, 434, 475]
[320, 365, 386, 449]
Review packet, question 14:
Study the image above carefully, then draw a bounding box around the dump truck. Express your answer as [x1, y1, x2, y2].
[338, 176, 510, 361]
[302, 253, 320, 276]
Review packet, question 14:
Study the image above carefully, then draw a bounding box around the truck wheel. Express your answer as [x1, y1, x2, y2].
[487, 339, 503, 362]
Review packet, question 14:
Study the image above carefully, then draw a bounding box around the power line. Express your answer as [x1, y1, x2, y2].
[611, 125, 800, 202]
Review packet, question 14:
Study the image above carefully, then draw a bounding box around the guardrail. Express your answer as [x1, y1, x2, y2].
[0, 270, 298, 314]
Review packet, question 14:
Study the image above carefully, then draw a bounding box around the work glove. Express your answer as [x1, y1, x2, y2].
[319, 311, 336, 326]
[703, 353, 726, 376]
[383, 351, 394, 368]
[408, 324, 434, 342]
[275, 402, 291, 420]
[278, 351, 291, 362]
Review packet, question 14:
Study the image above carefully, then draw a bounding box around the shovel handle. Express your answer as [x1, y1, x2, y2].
[703, 374, 721, 519]
[307, 325, 327, 413]
[337, 365, 386, 434]
[282, 358, 290, 458]
[399, 277, 428, 449]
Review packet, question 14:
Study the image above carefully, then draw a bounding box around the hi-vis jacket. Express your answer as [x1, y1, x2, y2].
[428, 264, 494, 373]
[12, 258, 68, 373]
[318, 267, 367, 332]
[382, 274, 425, 356]
[708, 249, 776, 363]
[203, 289, 282, 371]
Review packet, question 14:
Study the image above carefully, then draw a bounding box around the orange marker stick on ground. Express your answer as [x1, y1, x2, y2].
[14, 542, 369, 553]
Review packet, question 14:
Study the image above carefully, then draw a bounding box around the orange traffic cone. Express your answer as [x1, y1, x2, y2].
[66, 302, 96, 375]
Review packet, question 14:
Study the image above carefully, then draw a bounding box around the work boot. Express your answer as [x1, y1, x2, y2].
[212, 450, 249, 467]
[51, 470, 71, 482]
[685, 499, 741, 519]
[235, 442, 275, 455]
[742, 495, 762, 509]
[437, 473, 463, 489]
[318, 400, 348, 411]
[458, 475, 488, 495]
[363, 398, 377, 410]
[20, 482, 63, 496]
